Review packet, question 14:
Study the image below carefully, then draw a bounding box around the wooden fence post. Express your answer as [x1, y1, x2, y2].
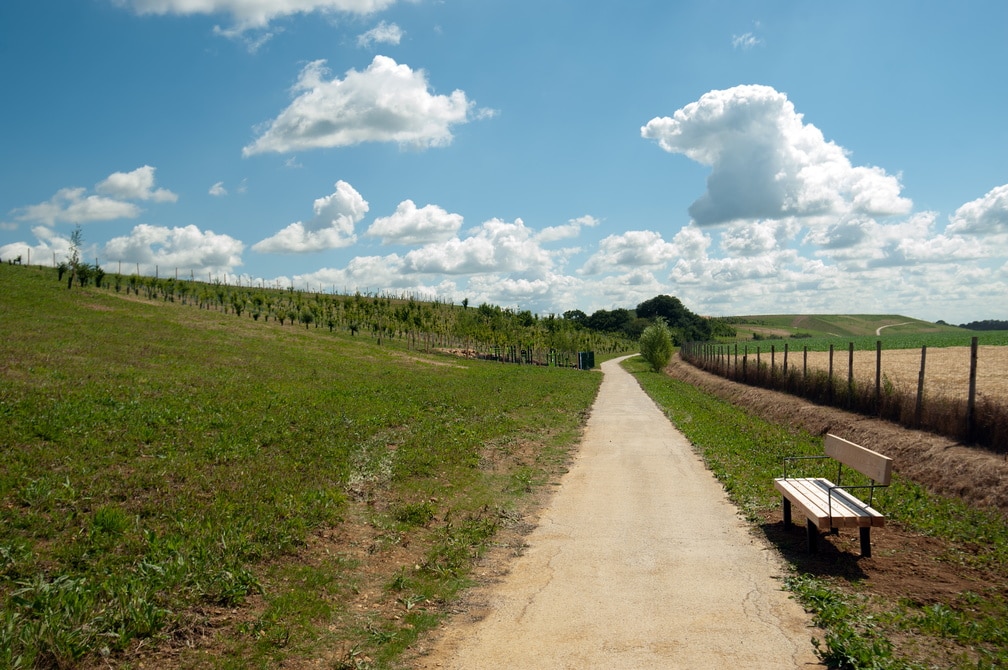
[828, 344, 835, 401]
[848, 342, 855, 405]
[967, 336, 978, 441]
[783, 343, 789, 376]
[875, 340, 882, 415]
[915, 345, 927, 428]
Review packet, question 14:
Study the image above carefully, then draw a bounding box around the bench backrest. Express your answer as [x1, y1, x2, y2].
[824, 434, 893, 485]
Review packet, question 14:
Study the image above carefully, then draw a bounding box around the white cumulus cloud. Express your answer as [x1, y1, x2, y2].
[253, 180, 368, 253]
[947, 183, 1008, 236]
[402, 218, 552, 275]
[536, 215, 600, 243]
[366, 200, 463, 245]
[357, 21, 403, 48]
[104, 224, 244, 275]
[96, 165, 178, 202]
[10, 166, 178, 226]
[114, 0, 397, 30]
[641, 84, 912, 226]
[12, 188, 141, 227]
[580, 230, 678, 275]
[243, 56, 484, 155]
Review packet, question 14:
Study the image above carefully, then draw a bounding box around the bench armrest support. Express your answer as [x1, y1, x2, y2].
[827, 482, 888, 515]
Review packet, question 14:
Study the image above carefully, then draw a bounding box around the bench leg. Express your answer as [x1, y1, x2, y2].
[860, 527, 872, 558]
[782, 497, 792, 527]
[806, 519, 818, 553]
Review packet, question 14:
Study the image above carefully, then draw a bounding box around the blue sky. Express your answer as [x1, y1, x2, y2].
[2, 1, 1006, 323]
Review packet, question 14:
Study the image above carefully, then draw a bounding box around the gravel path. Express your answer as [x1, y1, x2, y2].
[415, 355, 821, 669]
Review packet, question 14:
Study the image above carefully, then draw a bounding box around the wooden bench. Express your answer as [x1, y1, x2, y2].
[773, 434, 893, 557]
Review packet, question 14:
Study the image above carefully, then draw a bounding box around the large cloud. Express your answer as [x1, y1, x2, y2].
[9, 166, 177, 227]
[244, 56, 484, 155]
[12, 188, 141, 227]
[253, 180, 368, 253]
[642, 85, 912, 226]
[104, 224, 244, 275]
[114, 0, 396, 30]
[580, 230, 678, 275]
[947, 183, 1008, 236]
[402, 218, 552, 275]
[366, 200, 463, 245]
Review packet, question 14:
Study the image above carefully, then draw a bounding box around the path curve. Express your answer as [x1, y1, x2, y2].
[414, 356, 821, 669]
[876, 321, 913, 335]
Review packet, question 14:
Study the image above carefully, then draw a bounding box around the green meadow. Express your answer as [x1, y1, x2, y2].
[721, 314, 1008, 349]
[0, 264, 605, 668]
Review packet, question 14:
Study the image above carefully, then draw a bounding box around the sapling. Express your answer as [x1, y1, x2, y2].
[639, 317, 674, 372]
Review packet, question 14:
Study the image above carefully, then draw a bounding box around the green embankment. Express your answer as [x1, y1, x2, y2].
[0, 264, 603, 668]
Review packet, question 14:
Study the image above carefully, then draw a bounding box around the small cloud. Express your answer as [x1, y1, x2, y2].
[366, 200, 463, 245]
[209, 181, 228, 196]
[253, 180, 368, 253]
[537, 215, 600, 243]
[284, 156, 303, 169]
[96, 165, 178, 203]
[731, 32, 763, 49]
[357, 21, 403, 48]
[213, 24, 278, 52]
[115, 0, 399, 33]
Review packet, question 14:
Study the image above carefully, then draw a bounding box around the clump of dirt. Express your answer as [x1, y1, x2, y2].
[664, 355, 1008, 516]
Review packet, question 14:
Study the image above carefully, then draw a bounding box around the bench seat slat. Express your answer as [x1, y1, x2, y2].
[774, 477, 886, 530]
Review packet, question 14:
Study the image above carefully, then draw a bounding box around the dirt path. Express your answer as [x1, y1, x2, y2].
[411, 356, 821, 669]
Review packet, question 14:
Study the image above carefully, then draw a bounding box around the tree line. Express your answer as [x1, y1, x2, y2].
[48, 228, 725, 360]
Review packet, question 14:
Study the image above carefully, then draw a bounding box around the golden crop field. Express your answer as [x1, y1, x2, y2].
[797, 346, 1008, 402]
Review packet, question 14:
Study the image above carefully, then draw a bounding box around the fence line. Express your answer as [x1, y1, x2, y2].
[680, 337, 1004, 452]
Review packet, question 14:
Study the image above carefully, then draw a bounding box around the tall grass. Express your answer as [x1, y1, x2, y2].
[0, 264, 603, 667]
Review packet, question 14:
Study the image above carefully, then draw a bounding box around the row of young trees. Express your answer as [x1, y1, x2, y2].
[62, 264, 638, 365]
[53, 229, 720, 364]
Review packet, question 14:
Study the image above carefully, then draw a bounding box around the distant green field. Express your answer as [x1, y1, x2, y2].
[721, 314, 1006, 350]
[721, 331, 1008, 353]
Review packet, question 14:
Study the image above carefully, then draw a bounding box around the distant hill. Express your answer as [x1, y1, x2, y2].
[720, 314, 966, 340]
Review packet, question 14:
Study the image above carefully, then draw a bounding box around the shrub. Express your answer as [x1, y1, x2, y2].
[639, 318, 674, 372]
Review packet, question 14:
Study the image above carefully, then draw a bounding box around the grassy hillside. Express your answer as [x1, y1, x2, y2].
[727, 314, 964, 340]
[0, 264, 603, 668]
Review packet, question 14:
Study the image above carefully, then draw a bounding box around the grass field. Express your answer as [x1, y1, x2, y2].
[0, 264, 604, 668]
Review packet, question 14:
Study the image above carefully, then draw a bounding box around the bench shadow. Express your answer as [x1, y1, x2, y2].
[758, 520, 869, 582]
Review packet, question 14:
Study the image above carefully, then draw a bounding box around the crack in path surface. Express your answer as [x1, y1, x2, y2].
[414, 356, 821, 669]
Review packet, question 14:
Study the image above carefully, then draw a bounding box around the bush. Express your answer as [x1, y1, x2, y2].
[639, 318, 674, 372]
